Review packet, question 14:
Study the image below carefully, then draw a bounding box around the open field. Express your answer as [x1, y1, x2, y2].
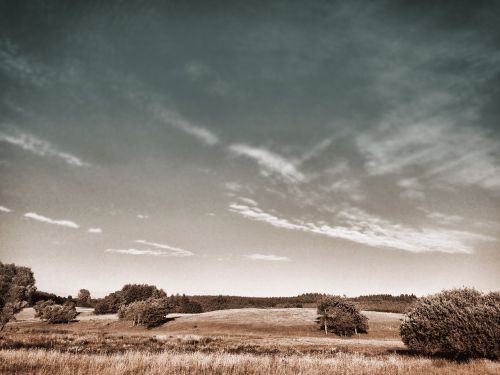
[1, 308, 498, 374]
[1, 349, 499, 375]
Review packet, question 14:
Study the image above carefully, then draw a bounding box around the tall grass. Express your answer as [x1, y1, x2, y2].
[0, 349, 498, 375]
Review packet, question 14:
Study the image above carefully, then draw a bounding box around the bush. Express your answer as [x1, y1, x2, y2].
[317, 296, 368, 336]
[94, 284, 166, 314]
[400, 288, 500, 359]
[35, 300, 78, 324]
[118, 298, 169, 328]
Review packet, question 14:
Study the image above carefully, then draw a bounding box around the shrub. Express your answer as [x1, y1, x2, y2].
[317, 296, 368, 336]
[35, 300, 78, 324]
[119, 298, 169, 328]
[400, 288, 500, 359]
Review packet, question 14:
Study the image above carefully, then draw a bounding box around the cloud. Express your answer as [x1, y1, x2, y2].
[246, 253, 291, 262]
[0, 129, 90, 167]
[0, 206, 12, 213]
[137, 214, 149, 219]
[228, 144, 304, 183]
[105, 248, 172, 257]
[184, 61, 211, 80]
[238, 197, 258, 206]
[298, 138, 334, 164]
[88, 228, 102, 233]
[0, 41, 48, 87]
[135, 239, 194, 257]
[24, 212, 79, 229]
[229, 203, 304, 232]
[357, 111, 500, 191]
[150, 104, 219, 146]
[229, 203, 494, 254]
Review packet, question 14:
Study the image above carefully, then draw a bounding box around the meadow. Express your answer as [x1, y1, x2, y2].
[1, 308, 498, 374]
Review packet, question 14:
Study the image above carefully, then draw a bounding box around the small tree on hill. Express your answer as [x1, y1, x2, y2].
[400, 288, 500, 359]
[317, 296, 368, 336]
[0, 262, 36, 331]
[118, 298, 169, 328]
[77, 289, 91, 307]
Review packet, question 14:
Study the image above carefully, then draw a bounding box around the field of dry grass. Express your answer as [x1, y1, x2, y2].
[1, 308, 498, 374]
[1, 349, 499, 375]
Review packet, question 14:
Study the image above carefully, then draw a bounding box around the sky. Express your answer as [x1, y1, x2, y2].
[1, 0, 499, 298]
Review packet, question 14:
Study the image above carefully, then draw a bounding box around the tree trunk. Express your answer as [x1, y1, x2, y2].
[324, 317, 328, 335]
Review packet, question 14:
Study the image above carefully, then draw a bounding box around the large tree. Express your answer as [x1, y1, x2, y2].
[317, 296, 368, 336]
[77, 289, 91, 307]
[0, 262, 36, 331]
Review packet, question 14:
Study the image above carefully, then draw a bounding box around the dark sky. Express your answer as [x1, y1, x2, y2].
[1, 1, 499, 297]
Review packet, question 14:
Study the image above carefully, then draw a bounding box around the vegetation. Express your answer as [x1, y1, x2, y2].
[1, 349, 498, 375]
[34, 300, 78, 324]
[168, 294, 203, 313]
[94, 284, 166, 314]
[118, 298, 169, 328]
[188, 293, 416, 313]
[77, 289, 92, 307]
[350, 294, 417, 313]
[317, 296, 369, 336]
[93, 290, 415, 315]
[0, 262, 36, 332]
[29, 290, 67, 305]
[400, 288, 500, 359]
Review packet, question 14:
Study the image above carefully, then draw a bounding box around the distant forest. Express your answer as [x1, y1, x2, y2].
[31, 290, 417, 314]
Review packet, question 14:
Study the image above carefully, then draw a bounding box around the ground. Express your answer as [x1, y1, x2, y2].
[0, 308, 498, 374]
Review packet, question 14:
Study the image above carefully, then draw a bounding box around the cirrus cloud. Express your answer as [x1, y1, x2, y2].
[24, 212, 79, 229]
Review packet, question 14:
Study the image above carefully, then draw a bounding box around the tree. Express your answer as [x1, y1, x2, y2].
[34, 300, 78, 324]
[77, 289, 91, 307]
[317, 296, 368, 336]
[0, 262, 36, 331]
[94, 284, 166, 314]
[118, 298, 169, 328]
[400, 288, 500, 359]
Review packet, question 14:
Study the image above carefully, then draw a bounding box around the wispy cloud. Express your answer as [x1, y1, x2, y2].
[105, 248, 171, 257]
[150, 104, 219, 146]
[246, 253, 291, 262]
[228, 144, 304, 183]
[298, 138, 333, 164]
[0, 206, 12, 213]
[137, 214, 149, 220]
[229, 203, 494, 254]
[88, 228, 102, 233]
[24, 212, 79, 229]
[357, 113, 500, 191]
[238, 197, 258, 206]
[135, 239, 194, 257]
[0, 129, 89, 166]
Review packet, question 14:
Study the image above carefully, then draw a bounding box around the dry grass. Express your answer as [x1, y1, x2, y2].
[0, 349, 498, 375]
[3, 308, 497, 374]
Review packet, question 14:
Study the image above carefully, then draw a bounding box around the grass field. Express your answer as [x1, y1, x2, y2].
[1, 308, 498, 374]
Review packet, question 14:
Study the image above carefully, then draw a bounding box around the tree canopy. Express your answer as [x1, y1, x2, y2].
[0, 262, 36, 331]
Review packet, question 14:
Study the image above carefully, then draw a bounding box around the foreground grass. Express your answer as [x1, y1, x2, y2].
[1, 349, 499, 375]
